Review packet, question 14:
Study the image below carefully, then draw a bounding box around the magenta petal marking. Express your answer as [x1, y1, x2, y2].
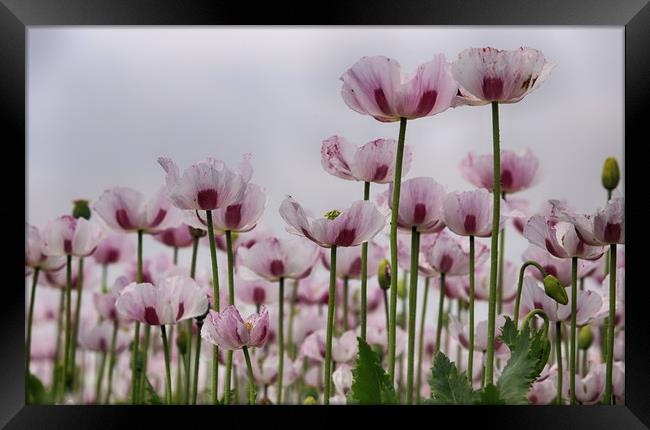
[64, 239, 73, 254]
[500, 170, 513, 189]
[225, 204, 243, 229]
[144, 306, 160, 325]
[335, 229, 356, 247]
[197, 189, 219, 210]
[149, 209, 167, 228]
[413, 203, 427, 225]
[270, 260, 285, 277]
[463, 214, 477, 235]
[439, 255, 453, 273]
[176, 302, 185, 321]
[374, 88, 391, 115]
[348, 258, 362, 278]
[482, 76, 504, 100]
[372, 165, 389, 182]
[115, 209, 134, 230]
[252, 287, 266, 304]
[604, 223, 621, 243]
[414, 89, 438, 116]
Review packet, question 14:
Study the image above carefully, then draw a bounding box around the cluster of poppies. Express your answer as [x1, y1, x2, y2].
[25, 46, 624, 406]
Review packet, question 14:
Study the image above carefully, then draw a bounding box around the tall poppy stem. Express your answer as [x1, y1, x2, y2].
[130, 230, 143, 404]
[287, 280, 299, 359]
[105, 320, 118, 404]
[604, 243, 617, 404]
[569, 257, 578, 404]
[277, 277, 285, 405]
[191, 318, 204, 405]
[25, 268, 40, 401]
[513, 261, 547, 328]
[161, 325, 172, 405]
[388, 117, 408, 385]
[415, 276, 430, 404]
[224, 230, 236, 405]
[342, 276, 349, 331]
[435, 273, 446, 353]
[485, 101, 501, 386]
[324, 246, 337, 404]
[468, 235, 476, 382]
[497, 225, 505, 314]
[70, 257, 85, 383]
[94, 351, 107, 404]
[382, 289, 390, 346]
[360, 181, 371, 340]
[61, 254, 73, 401]
[205, 210, 221, 404]
[242, 346, 256, 405]
[405, 227, 420, 404]
[185, 235, 199, 404]
[555, 321, 563, 405]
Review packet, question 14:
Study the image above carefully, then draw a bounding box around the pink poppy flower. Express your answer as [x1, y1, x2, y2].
[459, 149, 541, 194]
[42, 258, 97, 290]
[235, 278, 279, 306]
[462, 260, 517, 302]
[115, 275, 209, 325]
[153, 224, 194, 248]
[332, 330, 359, 364]
[555, 196, 625, 246]
[528, 377, 557, 405]
[424, 231, 487, 276]
[280, 197, 385, 248]
[340, 55, 458, 122]
[185, 183, 267, 233]
[451, 47, 554, 105]
[332, 364, 353, 397]
[299, 329, 327, 363]
[443, 189, 504, 237]
[200, 305, 269, 350]
[26, 224, 66, 272]
[79, 321, 130, 354]
[505, 197, 531, 234]
[42, 215, 104, 257]
[94, 187, 181, 234]
[523, 204, 605, 260]
[93, 233, 134, 265]
[295, 277, 329, 306]
[521, 245, 590, 287]
[397, 233, 438, 277]
[448, 314, 509, 356]
[157, 154, 251, 211]
[320, 240, 385, 279]
[238, 236, 319, 282]
[388, 177, 446, 233]
[320, 135, 413, 183]
[93, 276, 130, 322]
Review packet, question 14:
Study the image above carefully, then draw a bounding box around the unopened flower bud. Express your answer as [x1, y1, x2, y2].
[397, 276, 407, 299]
[72, 199, 91, 220]
[303, 396, 317, 405]
[324, 209, 342, 220]
[543, 274, 568, 305]
[377, 259, 391, 290]
[578, 325, 594, 350]
[601, 157, 620, 191]
[188, 226, 207, 238]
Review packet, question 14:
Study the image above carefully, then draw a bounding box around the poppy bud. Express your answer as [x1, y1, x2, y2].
[578, 325, 594, 350]
[543, 274, 568, 305]
[72, 199, 91, 220]
[303, 396, 317, 405]
[189, 226, 207, 238]
[377, 259, 391, 290]
[397, 275, 407, 299]
[601, 157, 620, 191]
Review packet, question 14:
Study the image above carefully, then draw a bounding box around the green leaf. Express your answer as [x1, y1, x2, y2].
[26, 373, 47, 404]
[348, 337, 397, 405]
[143, 376, 163, 405]
[477, 384, 505, 405]
[428, 352, 476, 405]
[497, 317, 544, 405]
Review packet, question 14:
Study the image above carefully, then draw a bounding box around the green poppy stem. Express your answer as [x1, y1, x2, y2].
[94, 351, 107, 404]
[242, 346, 256, 405]
[342, 276, 349, 331]
[513, 260, 547, 329]
[185, 235, 199, 404]
[277, 277, 285, 405]
[405, 227, 420, 404]
[555, 321, 563, 405]
[192, 318, 204, 405]
[205, 210, 221, 404]
[435, 273, 446, 353]
[70, 257, 85, 381]
[360, 181, 371, 340]
[25, 268, 40, 401]
[130, 229, 143, 404]
[604, 243, 617, 404]
[569, 257, 578, 404]
[161, 325, 172, 405]
[224, 230, 236, 405]
[382, 289, 390, 346]
[497, 225, 505, 314]
[287, 280, 299, 359]
[388, 117, 408, 385]
[324, 245, 337, 405]
[415, 276, 430, 404]
[485, 101, 501, 386]
[468, 235, 476, 382]
[105, 320, 118, 404]
[61, 255, 73, 401]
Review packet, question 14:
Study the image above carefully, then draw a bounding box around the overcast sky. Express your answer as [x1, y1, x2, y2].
[27, 27, 623, 279]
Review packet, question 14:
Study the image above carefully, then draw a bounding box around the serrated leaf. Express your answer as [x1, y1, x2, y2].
[497, 319, 538, 404]
[143, 376, 163, 405]
[348, 337, 397, 405]
[27, 373, 47, 404]
[499, 317, 519, 349]
[477, 383, 506, 405]
[428, 352, 477, 405]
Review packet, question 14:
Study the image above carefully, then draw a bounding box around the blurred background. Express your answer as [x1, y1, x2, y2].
[27, 27, 624, 283]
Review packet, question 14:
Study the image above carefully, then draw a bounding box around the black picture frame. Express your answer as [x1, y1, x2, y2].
[2, 0, 649, 428]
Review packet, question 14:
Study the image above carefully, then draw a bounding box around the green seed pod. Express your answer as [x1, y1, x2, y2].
[578, 325, 594, 350]
[397, 276, 407, 299]
[377, 259, 391, 291]
[72, 199, 91, 220]
[601, 157, 620, 191]
[303, 395, 318, 405]
[324, 209, 342, 220]
[543, 274, 568, 305]
[188, 226, 207, 238]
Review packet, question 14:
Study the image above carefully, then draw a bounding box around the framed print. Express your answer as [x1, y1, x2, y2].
[2, 0, 649, 428]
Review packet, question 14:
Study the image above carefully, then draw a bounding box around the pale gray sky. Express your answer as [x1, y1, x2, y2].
[27, 27, 624, 281]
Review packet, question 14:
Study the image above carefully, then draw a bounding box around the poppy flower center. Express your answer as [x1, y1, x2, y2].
[245, 321, 254, 332]
[197, 189, 219, 210]
[482, 76, 504, 100]
[335, 229, 356, 247]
